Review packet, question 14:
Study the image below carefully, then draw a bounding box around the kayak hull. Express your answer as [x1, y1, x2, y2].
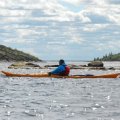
[1, 71, 120, 78]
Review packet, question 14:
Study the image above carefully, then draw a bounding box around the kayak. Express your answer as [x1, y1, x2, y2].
[1, 71, 120, 78]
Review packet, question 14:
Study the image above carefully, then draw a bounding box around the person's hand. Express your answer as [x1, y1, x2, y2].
[48, 72, 51, 76]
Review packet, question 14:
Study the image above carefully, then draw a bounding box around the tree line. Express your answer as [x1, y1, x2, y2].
[94, 52, 120, 61]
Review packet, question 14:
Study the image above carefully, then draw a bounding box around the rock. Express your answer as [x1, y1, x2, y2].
[80, 65, 87, 67]
[68, 64, 81, 69]
[25, 62, 40, 67]
[8, 62, 42, 69]
[88, 67, 106, 70]
[88, 61, 104, 67]
[108, 67, 115, 70]
[44, 65, 59, 68]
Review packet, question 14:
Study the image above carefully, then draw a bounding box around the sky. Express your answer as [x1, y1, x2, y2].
[0, 0, 120, 60]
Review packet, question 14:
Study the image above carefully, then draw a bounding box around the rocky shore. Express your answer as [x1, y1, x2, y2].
[7, 61, 118, 70]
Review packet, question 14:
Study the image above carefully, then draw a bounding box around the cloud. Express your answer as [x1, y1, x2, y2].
[0, 9, 27, 17]
[83, 24, 109, 32]
[0, 0, 91, 23]
[107, 0, 120, 4]
[3, 39, 36, 44]
[61, 0, 99, 7]
[60, 0, 85, 6]
[45, 45, 69, 59]
[0, 0, 119, 24]
[81, 0, 120, 24]
[0, 0, 119, 60]
[113, 31, 120, 35]
[91, 0, 107, 6]
[18, 47, 40, 57]
[47, 41, 66, 45]
[95, 41, 120, 51]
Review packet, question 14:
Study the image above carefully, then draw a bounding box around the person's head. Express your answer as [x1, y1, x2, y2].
[59, 59, 65, 65]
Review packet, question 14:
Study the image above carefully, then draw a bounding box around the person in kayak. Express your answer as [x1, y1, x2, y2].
[48, 59, 70, 76]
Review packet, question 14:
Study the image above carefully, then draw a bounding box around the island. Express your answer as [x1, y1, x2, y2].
[0, 45, 42, 61]
[94, 52, 120, 61]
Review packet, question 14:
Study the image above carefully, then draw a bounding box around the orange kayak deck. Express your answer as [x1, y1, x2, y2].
[1, 71, 120, 78]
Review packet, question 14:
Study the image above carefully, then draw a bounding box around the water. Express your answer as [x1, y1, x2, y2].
[0, 62, 120, 120]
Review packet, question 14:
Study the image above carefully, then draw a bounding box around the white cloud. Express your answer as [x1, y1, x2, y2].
[62, 0, 86, 6]
[1, 17, 24, 24]
[3, 39, 36, 44]
[19, 47, 39, 57]
[17, 29, 31, 38]
[0, 9, 27, 17]
[46, 45, 68, 57]
[0, 1, 6, 7]
[0, 0, 119, 24]
[107, 13, 120, 24]
[64, 27, 85, 44]
[47, 41, 66, 45]
[91, 0, 107, 6]
[83, 24, 109, 32]
[81, 0, 120, 24]
[113, 31, 120, 35]
[0, 0, 91, 23]
[107, 0, 120, 4]
[92, 40, 120, 51]
[70, 36, 84, 44]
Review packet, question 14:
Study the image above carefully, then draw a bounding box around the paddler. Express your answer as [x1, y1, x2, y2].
[48, 59, 70, 76]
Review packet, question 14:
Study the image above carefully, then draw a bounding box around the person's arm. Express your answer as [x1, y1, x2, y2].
[51, 65, 65, 74]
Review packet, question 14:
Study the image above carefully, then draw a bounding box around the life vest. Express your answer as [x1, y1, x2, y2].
[64, 66, 70, 75]
[60, 66, 70, 76]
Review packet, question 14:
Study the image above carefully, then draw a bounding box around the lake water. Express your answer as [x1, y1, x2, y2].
[0, 61, 120, 120]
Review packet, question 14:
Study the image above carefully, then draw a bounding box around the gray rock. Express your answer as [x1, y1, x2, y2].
[8, 62, 42, 69]
[44, 65, 59, 68]
[108, 67, 115, 70]
[88, 61, 104, 67]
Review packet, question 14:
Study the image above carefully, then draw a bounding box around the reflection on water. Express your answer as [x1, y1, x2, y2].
[0, 62, 120, 120]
